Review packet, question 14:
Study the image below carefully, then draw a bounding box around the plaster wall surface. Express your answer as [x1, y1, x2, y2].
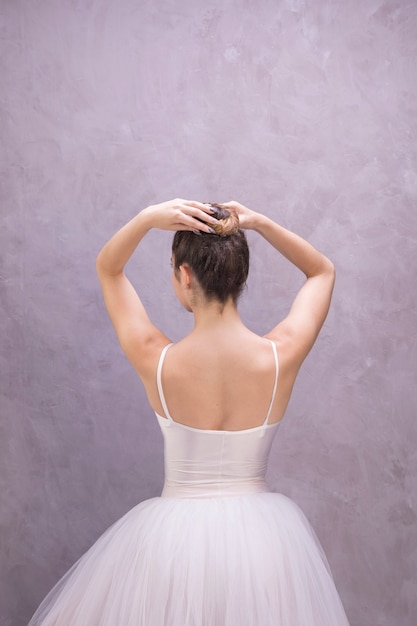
[1, 1, 416, 624]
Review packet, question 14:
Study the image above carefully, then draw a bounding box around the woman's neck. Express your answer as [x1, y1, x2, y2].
[191, 298, 244, 331]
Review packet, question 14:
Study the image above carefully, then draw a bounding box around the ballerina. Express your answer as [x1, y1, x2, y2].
[29, 198, 350, 625]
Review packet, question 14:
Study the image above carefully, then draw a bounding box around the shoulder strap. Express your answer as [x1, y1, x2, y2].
[262, 340, 279, 429]
[156, 343, 174, 422]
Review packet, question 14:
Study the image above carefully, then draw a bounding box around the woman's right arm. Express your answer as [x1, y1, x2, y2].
[225, 201, 336, 371]
[96, 199, 215, 377]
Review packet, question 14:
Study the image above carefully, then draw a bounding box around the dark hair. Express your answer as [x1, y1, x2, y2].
[172, 204, 249, 304]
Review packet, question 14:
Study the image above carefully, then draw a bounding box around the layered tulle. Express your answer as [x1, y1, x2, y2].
[29, 492, 349, 626]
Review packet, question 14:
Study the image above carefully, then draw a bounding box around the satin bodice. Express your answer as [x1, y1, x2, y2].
[156, 341, 281, 499]
[156, 415, 279, 498]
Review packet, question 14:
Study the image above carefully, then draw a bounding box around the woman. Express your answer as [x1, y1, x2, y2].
[29, 199, 350, 625]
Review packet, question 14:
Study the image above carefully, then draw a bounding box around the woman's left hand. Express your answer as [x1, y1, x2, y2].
[142, 198, 217, 233]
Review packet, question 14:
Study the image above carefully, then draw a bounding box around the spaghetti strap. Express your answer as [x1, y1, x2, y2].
[157, 340, 278, 433]
[156, 343, 174, 422]
[261, 340, 279, 434]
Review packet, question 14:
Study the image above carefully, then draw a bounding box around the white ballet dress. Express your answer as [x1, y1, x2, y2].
[29, 341, 350, 625]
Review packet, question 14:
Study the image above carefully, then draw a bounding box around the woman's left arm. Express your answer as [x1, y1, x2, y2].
[96, 199, 215, 376]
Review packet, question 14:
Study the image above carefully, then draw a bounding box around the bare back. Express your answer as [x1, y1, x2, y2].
[144, 329, 296, 431]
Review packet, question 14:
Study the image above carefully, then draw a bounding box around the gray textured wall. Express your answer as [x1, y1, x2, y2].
[1, 1, 416, 625]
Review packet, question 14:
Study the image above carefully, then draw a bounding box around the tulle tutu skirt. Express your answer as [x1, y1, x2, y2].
[29, 493, 350, 625]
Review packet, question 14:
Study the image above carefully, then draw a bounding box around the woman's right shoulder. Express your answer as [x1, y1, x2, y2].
[130, 335, 174, 382]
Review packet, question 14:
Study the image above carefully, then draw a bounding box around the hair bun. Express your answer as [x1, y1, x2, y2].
[207, 203, 239, 236]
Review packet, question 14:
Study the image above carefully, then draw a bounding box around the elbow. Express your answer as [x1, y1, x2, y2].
[95, 250, 111, 277]
[307, 255, 335, 282]
[315, 255, 335, 287]
[326, 258, 336, 277]
[325, 258, 336, 288]
[95, 253, 123, 278]
[320, 252, 335, 276]
[95, 252, 105, 276]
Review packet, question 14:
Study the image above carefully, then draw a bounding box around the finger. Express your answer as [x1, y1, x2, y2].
[183, 200, 215, 215]
[174, 212, 215, 234]
[179, 204, 217, 225]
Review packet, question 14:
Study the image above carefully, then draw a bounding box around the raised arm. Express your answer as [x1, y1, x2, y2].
[96, 199, 216, 376]
[224, 201, 335, 372]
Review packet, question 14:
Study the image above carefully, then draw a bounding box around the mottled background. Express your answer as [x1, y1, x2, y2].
[1, 0, 416, 624]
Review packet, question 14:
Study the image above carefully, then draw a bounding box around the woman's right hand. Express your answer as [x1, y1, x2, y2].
[222, 201, 260, 230]
[142, 198, 217, 234]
